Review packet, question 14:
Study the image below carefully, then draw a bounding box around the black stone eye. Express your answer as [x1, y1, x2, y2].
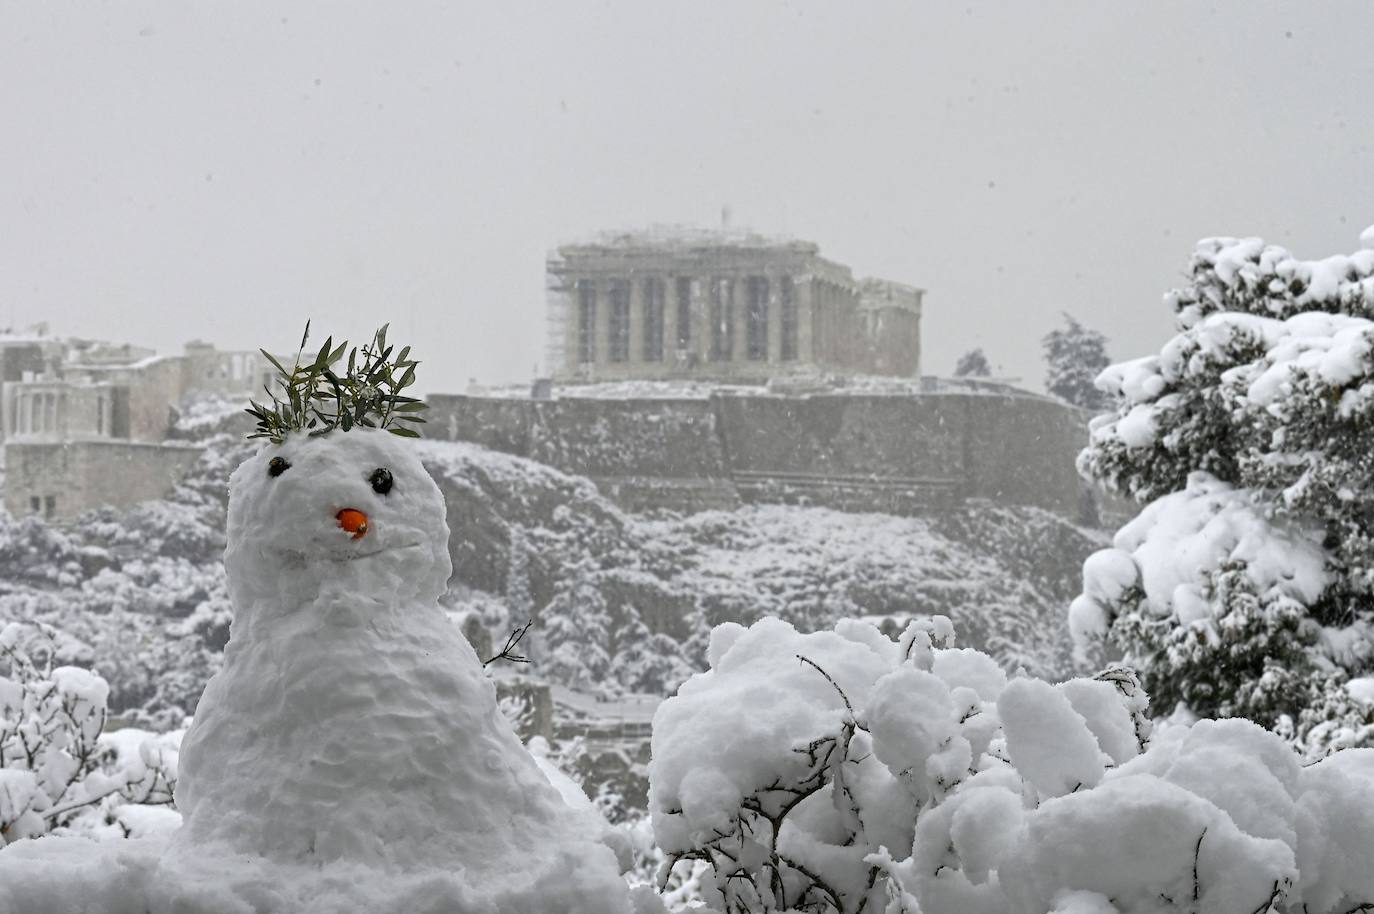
[369, 467, 393, 495]
[268, 456, 291, 478]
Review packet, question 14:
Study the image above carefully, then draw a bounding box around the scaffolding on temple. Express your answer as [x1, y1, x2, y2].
[542, 251, 572, 384]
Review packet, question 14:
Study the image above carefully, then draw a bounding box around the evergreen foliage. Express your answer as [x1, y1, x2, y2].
[953, 347, 992, 377]
[1042, 312, 1112, 410]
[1075, 232, 1374, 756]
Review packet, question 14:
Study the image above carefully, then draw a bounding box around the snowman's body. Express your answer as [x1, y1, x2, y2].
[154, 429, 638, 913]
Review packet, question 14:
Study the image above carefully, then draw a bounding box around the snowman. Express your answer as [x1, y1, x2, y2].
[144, 332, 652, 913]
[150, 435, 617, 908]
[0, 331, 661, 913]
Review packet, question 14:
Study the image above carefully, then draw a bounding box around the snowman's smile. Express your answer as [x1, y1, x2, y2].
[274, 542, 424, 567]
[324, 541, 423, 563]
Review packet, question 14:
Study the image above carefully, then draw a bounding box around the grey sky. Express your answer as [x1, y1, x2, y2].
[5, 1, 1373, 395]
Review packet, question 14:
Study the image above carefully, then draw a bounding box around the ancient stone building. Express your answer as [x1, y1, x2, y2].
[3, 337, 273, 522]
[545, 228, 923, 382]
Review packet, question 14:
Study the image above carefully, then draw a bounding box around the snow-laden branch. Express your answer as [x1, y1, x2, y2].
[0, 622, 180, 843]
[648, 614, 1374, 914]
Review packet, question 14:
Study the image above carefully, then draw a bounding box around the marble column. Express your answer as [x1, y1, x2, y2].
[767, 272, 785, 364]
[593, 278, 610, 371]
[690, 276, 710, 368]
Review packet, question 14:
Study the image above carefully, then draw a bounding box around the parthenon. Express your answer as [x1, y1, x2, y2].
[545, 228, 923, 381]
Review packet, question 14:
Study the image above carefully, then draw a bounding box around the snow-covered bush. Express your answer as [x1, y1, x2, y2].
[0, 622, 178, 843]
[620, 815, 710, 911]
[1075, 232, 1374, 751]
[648, 614, 1374, 914]
[0, 512, 84, 589]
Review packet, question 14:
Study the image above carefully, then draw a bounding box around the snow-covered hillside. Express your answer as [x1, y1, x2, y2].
[0, 430, 1104, 729]
[422, 439, 1104, 685]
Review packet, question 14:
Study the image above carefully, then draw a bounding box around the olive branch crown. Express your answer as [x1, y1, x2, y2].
[245, 322, 428, 443]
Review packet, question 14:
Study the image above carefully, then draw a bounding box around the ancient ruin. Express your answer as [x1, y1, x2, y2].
[545, 227, 923, 382]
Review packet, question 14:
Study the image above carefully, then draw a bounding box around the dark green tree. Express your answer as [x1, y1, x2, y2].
[1042, 312, 1111, 410]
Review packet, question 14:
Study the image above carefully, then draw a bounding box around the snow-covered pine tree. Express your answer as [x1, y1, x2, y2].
[1042, 311, 1112, 410]
[504, 526, 534, 626]
[607, 604, 694, 696]
[539, 560, 613, 692]
[953, 347, 992, 377]
[1073, 231, 1374, 755]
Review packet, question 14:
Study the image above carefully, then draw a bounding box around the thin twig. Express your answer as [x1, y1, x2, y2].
[484, 619, 534, 667]
[796, 654, 855, 717]
[1192, 827, 1206, 905]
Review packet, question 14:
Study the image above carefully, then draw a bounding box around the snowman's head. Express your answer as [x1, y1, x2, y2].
[224, 427, 452, 611]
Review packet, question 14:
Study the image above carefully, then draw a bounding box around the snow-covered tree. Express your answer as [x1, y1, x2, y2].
[1073, 232, 1374, 755]
[540, 561, 614, 692]
[0, 622, 178, 842]
[953, 347, 992, 377]
[1042, 312, 1112, 410]
[608, 605, 694, 697]
[505, 526, 535, 623]
[649, 614, 1374, 914]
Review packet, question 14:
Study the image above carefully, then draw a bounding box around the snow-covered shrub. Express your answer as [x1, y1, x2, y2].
[620, 814, 709, 911]
[0, 512, 84, 589]
[0, 623, 178, 843]
[648, 615, 1374, 914]
[1075, 232, 1374, 749]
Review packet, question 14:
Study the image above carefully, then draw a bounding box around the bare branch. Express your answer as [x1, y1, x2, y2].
[484, 619, 534, 668]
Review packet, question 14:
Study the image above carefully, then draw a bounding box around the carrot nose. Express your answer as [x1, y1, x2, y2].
[336, 508, 369, 540]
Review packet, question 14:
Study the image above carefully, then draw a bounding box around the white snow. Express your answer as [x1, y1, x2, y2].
[998, 678, 1105, 798]
[650, 613, 1374, 914]
[1073, 472, 1328, 656]
[1345, 677, 1374, 705]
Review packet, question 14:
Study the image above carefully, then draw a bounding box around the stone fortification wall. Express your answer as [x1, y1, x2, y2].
[428, 390, 1098, 521]
[961, 395, 1093, 517]
[6, 440, 201, 522]
[528, 398, 726, 479]
[713, 394, 968, 513]
[435, 396, 535, 455]
[434, 396, 737, 513]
